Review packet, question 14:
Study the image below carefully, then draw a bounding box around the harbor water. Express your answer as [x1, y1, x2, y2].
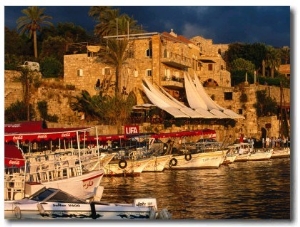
[100, 158, 291, 220]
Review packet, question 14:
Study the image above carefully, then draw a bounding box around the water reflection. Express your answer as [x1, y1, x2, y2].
[100, 158, 290, 219]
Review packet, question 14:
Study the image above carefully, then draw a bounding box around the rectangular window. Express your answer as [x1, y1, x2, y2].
[224, 92, 233, 100]
[146, 49, 152, 58]
[208, 64, 213, 71]
[104, 68, 110, 75]
[146, 69, 152, 77]
[238, 109, 243, 115]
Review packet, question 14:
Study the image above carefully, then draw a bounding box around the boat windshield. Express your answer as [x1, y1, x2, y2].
[29, 188, 57, 201]
[29, 187, 86, 203]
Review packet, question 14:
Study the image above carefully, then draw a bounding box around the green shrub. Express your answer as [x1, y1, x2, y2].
[40, 57, 63, 78]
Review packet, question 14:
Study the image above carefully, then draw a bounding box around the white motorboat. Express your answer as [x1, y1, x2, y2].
[4, 187, 172, 220]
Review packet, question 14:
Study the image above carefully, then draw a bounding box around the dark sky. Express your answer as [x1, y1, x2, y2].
[4, 5, 291, 48]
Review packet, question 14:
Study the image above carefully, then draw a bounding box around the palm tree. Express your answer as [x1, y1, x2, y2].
[70, 90, 136, 132]
[280, 46, 290, 64]
[90, 6, 144, 96]
[264, 46, 281, 78]
[99, 39, 129, 95]
[89, 6, 120, 42]
[16, 6, 53, 58]
[18, 68, 34, 120]
[69, 90, 102, 121]
[89, 6, 145, 42]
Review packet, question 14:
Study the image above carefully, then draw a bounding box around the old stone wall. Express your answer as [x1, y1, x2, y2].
[4, 69, 290, 141]
[4, 31, 290, 142]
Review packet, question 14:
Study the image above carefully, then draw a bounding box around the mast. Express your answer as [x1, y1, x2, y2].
[279, 82, 283, 137]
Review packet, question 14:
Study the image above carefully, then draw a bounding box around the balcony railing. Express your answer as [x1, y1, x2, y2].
[161, 53, 192, 69]
[161, 76, 184, 88]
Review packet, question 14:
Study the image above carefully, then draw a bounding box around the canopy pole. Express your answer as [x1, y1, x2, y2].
[96, 126, 99, 158]
[95, 127, 101, 170]
[76, 131, 82, 175]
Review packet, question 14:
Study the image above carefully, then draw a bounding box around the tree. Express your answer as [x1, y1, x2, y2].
[280, 46, 290, 64]
[90, 6, 144, 95]
[224, 42, 267, 73]
[70, 90, 137, 132]
[69, 90, 103, 122]
[5, 27, 33, 69]
[99, 39, 129, 95]
[5, 101, 29, 122]
[89, 6, 120, 42]
[253, 90, 278, 117]
[40, 56, 63, 78]
[264, 46, 281, 78]
[40, 36, 67, 63]
[231, 58, 255, 73]
[89, 6, 145, 42]
[16, 6, 53, 58]
[18, 68, 35, 121]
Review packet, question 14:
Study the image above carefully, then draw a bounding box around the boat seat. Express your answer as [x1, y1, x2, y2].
[9, 177, 25, 200]
[43, 162, 58, 181]
[67, 158, 80, 177]
[28, 164, 41, 182]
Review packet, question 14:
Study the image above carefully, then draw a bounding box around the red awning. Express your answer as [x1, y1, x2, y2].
[85, 134, 127, 142]
[5, 130, 86, 142]
[5, 121, 46, 133]
[5, 121, 91, 142]
[5, 144, 25, 168]
[150, 129, 216, 139]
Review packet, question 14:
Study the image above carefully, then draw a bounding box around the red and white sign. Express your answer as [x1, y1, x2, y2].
[124, 125, 139, 135]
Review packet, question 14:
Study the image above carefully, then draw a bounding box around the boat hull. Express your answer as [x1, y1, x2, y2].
[271, 148, 290, 158]
[222, 155, 237, 164]
[143, 155, 173, 172]
[104, 158, 152, 176]
[248, 151, 272, 161]
[25, 170, 104, 200]
[165, 150, 226, 170]
[4, 199, 158, 220]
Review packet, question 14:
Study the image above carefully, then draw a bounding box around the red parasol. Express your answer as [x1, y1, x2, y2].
[4, 144, 26, 168]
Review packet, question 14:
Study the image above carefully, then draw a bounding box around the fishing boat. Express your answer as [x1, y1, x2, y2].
[165, 149, 226, 170]
[271, 147, 290, 158]
[5, 144, 105, 201]
[227, 144, 249, 162]
[248, 149, 273, 161]
[4, 186, 172, 220]
[103, 148, 153, 176]
[230, 143, 272, 162]
[222, 152, 237, 164]
[143, 154, 173, 172]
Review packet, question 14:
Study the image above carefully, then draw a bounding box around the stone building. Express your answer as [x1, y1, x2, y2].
[4, 29, 290, 142]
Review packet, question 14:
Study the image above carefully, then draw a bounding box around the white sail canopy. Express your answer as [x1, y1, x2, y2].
[142, 84, 189, 118]
[184, 74, 224, 118]
[144, 79, 204, 118]
[142, 75, 244, 120]
[193, 75, 244, 119]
